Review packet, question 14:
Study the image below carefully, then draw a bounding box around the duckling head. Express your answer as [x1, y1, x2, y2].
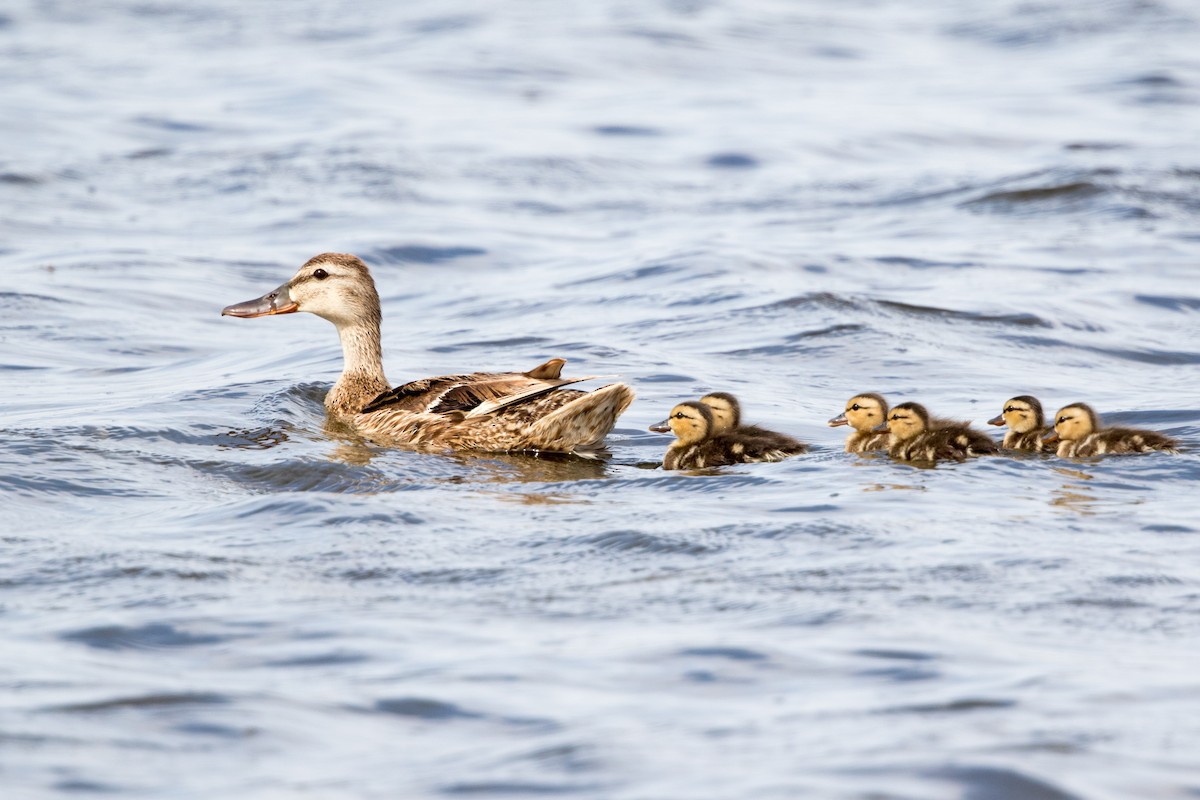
[222, 253, 381, 330]
[875, 401, 928, 442]
[988, 395, 1044, 433]
[649, 401, 714, 445]
[700, 392, 741, 434]
[1050, 402, 1098, 443]
[829, 393, 888, 431]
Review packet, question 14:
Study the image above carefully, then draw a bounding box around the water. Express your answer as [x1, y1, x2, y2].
[3, 1, 1200, 797]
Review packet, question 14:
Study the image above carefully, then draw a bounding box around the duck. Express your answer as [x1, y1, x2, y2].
[699, 392, 809, 453]
[222, 253, 635, 455]
[875, 402, 999, 462]
[1047, 402, 1180, 457]
[987, 395, 1054, 452]
[650, 401, 807, 470]
[828, 393, 890, 452]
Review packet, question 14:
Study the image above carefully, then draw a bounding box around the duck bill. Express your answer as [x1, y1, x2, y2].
[648, 419, 671, 433]
[987, 414, 1005, 426]
[222, 283, 298, 318]
[828, 413, 848, 427]
[1044, 431, 1059, 443]
[872, 422, 890, 433]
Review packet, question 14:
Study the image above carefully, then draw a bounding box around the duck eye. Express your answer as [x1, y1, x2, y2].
[851, 404, 860, 411]
[313, 268, 329, 280]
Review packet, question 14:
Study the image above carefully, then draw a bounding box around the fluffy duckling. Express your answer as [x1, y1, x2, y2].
[650, 401, 806, 470]
[828, 393, 890, 452]
[988, 395, 1054, 452]
[876, 402, 999, 462]
[699, 392, 809, 454]
[1048, 403, 1180, 457]
[222, 253, 634, 455]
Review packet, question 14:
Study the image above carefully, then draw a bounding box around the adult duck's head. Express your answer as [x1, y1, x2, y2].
[222, 253, 381, 329]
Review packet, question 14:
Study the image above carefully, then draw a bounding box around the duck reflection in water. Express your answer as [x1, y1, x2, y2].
[1049, 465, 1098, 515]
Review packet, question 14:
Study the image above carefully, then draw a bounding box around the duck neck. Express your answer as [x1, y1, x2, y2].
[326, 317, 390, 416]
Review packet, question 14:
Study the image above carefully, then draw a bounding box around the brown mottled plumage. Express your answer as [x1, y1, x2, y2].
[699, 392, 808, 454]
[828, 393, 890, 452]
[877, 402, 999, 462]
[1048, 403, 1180, 457]
[650, 401, 806, 470]
[987, 395, 1054, 452]
[222, 253, 634, 455]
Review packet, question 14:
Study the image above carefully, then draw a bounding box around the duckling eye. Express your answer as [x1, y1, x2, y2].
[850, 404, 861, 411]
[313, 268, 329, 280]
[1005, 406, 1015, 413]
[674, 412, 686, 419]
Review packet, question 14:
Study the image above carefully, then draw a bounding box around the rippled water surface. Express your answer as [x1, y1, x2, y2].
[3, 1, 1200, 798]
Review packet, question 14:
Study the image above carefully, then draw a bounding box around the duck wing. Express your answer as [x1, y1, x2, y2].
[359, 358, 601, 417]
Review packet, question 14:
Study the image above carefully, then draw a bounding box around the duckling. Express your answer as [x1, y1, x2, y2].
[828, 393, 890, 452]
[223, 253, 634, 455]
[650, 401, 806, 470]
[1048, 403, 1180, 457]
[699, 392, 809, 453]
[876, 402, 999, 462]
[987, 395, 1054, 452]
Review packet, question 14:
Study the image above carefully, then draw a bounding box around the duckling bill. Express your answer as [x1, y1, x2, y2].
[877, 402, 998, 462]
[223, 253, 635, 456]
[651, 401, 806, 470]
[988, 395, 1053, 452]
[1048, 403, 1180, 457]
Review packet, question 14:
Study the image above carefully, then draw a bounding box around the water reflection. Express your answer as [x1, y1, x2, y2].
[1050, 465, 1097, 514]
[216, 426, 291, 450]
[448, 451, 610, 485]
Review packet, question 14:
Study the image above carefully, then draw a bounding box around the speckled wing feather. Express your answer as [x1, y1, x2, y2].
[360, 373, 498, 414]
[464, 375, 605, 418]
[360, 372, 588, 417]
[359, 358, 588, 417]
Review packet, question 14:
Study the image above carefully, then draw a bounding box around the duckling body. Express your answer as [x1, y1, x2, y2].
[651, 401, 806, 470]
[1049, 403, 1180, 457]
[223, 253, 634, 455]
[988, 395, 1054, 452]
[828, 393, 890, 452]
[879, 402, 998, 462]
[700, 392, 809, 454]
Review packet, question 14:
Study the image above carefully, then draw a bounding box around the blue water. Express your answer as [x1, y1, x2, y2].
[3, 1, 1200, 798]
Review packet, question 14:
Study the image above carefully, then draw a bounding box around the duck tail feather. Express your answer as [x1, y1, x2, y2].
[524, 383, 635, 452]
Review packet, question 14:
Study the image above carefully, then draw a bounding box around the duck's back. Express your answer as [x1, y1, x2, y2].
[666, 432, 804, 469]
[733, 424, 809, 454]
[893, 424, 998, 462]
[1064, 427, 1180, 457]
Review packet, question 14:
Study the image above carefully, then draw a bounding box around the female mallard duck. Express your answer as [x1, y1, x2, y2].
[1047, 403, 1180, 457]
[222, 253, 635, 455]
[987, 395, 1054, 452]
[828, 393, 890, 452]
[699, 392, 809, 453]
[875, 402, 998, 462]
[650, 401, 807, 470]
